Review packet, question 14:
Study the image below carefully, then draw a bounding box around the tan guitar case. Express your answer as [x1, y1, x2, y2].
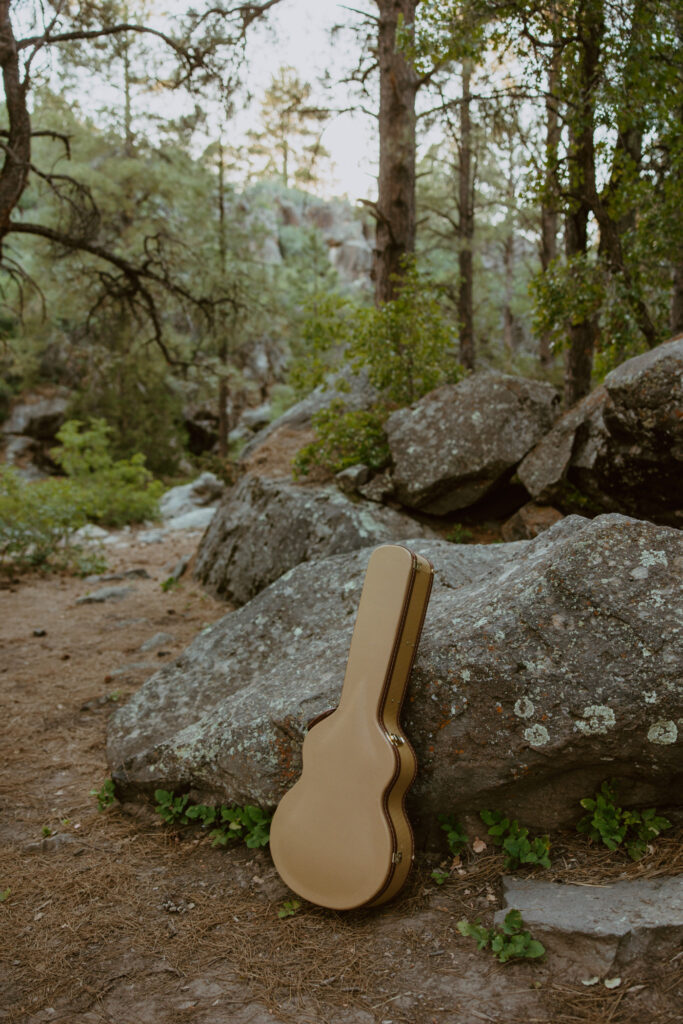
[269, 544, 433, 910]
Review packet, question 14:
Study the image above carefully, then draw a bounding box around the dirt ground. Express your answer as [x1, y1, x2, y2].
[1, 529, 681, 1024]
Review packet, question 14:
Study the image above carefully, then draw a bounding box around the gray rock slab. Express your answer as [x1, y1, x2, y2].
[387, 371, 560, 513]
[140, 632, 176, 652]
[76, 585, 134, 604]
[519, 334, 683, 525]
[165, 507, 216, 531]
[193, 472, 436, 605]
[159, 472, 224, 520]
[109, 514, 682, 833]
[496, 876, 683, 973]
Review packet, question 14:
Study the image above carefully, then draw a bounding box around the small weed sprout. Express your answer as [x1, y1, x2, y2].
[91, 778, 117, 811]
[0, 888, 10, 902]
[457, 909, 545, 963]
[278, 899, 301, 919]
[438, 814, 469, 856]
[446, 523, 473, 544]
[480, 811, 551, 870]
[577, 780, 671, 860]
[431, 868, 450, 885]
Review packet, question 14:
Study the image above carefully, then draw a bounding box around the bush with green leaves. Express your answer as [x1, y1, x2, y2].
[291, 260, 463, 477]
[0, 465, 87, 573]
[154, 789, 272, 849]
[457, 909, 545, 964]
[480, 810, 551, 870]
[52, 419, 163, 527]
[292, 400, 390, 477]
[91, 778, 117, 811]
[577, 780, 671, 861]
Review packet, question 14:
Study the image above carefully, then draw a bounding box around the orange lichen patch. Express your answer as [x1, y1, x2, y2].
[495, 704, 503, 714]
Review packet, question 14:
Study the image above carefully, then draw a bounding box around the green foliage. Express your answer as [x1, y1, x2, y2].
[431, 868, 450, 885]
[0, 465, 87, 573]
[446, 523, 473, 544]
[52, 419, 163, 527]
[292, 400, 390, 477]
[457, 909, 546, 964]
[577, 781, 672, 861]
[291, 261, 462, 477]
[0, 888, 10, 902]
[154, 789, 192, 825]
[185, 803, 272, 849]
[348, 261, 463, 407]
[288, 290, 354, 398]
[480, 811, 551, 870]
[278, 899, 301, 919]
[438, 814, 469, 856]
[91, 778, 117, 811]
[154, 790, 272, 849]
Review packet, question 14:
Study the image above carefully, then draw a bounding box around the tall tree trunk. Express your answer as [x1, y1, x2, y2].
[539, 47, 560, 368]
[0, 2, 30, 247]
[374, 0, 418, 305]
[672, 264, 683, 335]
[563, 1, 604, 408]
[457, 60, 475, 370]
[216, 137, 230, 459]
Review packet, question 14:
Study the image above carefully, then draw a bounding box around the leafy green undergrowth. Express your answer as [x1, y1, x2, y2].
[293, 400, 390, 477]
[577, 780, 671, 861]
[457, 909, 546, 963]
[154, 789, 272, 849]
[481, 811, 551, 870]
[438, 813, 469, 856]
[0, 418, 162, 575]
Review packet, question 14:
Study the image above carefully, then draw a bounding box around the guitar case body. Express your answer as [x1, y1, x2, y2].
[269, 544, 433, 910]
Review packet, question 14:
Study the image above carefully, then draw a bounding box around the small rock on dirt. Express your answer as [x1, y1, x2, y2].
[76, 585, 134, 604]
[140, 632, 176, 652]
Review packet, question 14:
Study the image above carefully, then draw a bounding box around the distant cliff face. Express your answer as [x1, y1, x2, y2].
[242, 182, 373, 290]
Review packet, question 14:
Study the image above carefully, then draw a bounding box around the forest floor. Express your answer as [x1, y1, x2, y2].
[1, 529, 681, 1024]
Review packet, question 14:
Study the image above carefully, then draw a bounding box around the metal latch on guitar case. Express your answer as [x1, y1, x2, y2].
[389, 733, 405, 745]
[392, 851, 403, 864]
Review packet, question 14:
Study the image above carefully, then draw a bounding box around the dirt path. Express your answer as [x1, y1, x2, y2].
[1, 531, 680, 1024]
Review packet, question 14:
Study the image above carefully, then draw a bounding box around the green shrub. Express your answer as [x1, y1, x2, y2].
[480, 810, 551, 870]
[291, 259, 463, 477]
[457, 909, 545, 963]
[577, 780, 671, 861]
[52, 419, 163, 527]
[0, 465, 88, 573]
[292, 400, 390, 477]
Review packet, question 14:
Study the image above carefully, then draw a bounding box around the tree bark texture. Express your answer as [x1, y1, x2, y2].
[539, 48, 560, 369]
[457, 60, 475, 370]
[374, 0, 419, 305]
[563, 2, 604, 409]
[0, 2, 30, 246]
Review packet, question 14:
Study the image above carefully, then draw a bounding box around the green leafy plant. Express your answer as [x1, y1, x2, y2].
[446, 523, 473, 544]
[292, 400, 390, 477]
[161, 576, 180, 592]
[154, 790, 272, 848]
[154, 789, 192, 825]
[431, 868, 450, 885]
[186, 803, 272, 849]
[278, 898, 301, 919]
[0, 465, 87, 574]
[577, 780, 671, 861]
[91, 778, 117, 811]
[0, 888, 10, 902]
[480, 811, 551, 870]
[41, 826, 52, 838]
[457, 909, 545, 963]
[52, 419, 163, 527]
[438, 814, 469, 856]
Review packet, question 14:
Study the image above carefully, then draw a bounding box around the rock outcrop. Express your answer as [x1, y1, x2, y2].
[386, 372, 560, 514]
[193, 472, 436, 604]
[109, 514, 683, 834]
[519, 334, 683, 525]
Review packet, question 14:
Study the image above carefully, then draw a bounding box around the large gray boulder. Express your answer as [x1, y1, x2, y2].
[519, 334, 683, 525]
[109, 514, 683, 834]
[193, 472, 435, 604]
[386, 372, 560, 514]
